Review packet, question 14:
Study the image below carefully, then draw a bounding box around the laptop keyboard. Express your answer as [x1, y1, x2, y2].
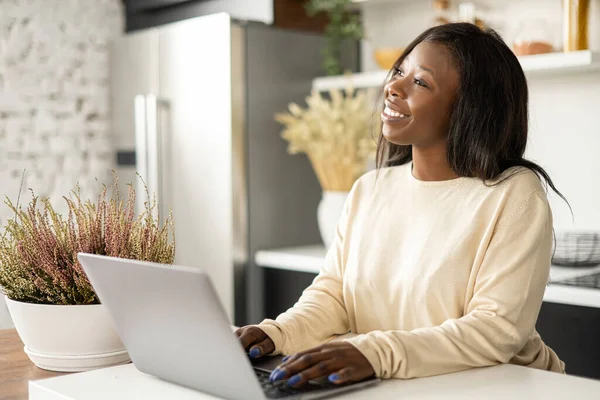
[254, 369, 332, 399]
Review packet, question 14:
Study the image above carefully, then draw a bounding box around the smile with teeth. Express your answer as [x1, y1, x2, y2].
[383, 106, 410, 119]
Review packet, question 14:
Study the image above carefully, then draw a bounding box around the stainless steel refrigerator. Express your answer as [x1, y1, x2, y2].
[110, 12, 358, 325]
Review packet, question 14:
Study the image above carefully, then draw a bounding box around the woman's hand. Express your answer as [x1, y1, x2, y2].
[235, 326, 275, 359]
[269, 342, 374, 386]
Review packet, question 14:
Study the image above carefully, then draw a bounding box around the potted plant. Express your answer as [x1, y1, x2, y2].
[0, 176, 175, 372]
[305, 0, 364, 76]
[275, 85, 379, 249]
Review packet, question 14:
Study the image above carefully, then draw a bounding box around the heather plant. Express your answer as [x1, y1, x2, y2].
[0, 176, 175, 305]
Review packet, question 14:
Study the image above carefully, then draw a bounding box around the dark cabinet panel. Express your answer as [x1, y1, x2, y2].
[123, 0, 331, 33]
[124, 0, 194, 14]
[536, 301, 600, 379]
[123, 0, 212, 31]
[264, 269, 317, 319]
[273, 0, 328, 33]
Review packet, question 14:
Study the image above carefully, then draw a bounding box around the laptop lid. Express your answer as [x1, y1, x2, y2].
[77, 253, 265, 400]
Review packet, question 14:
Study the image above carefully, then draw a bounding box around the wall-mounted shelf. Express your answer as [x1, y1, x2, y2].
[255, 245, 325, 274]
[348, 0, 408, 8]
[312, 51, 600, 91]
[255, 244, 600, 308]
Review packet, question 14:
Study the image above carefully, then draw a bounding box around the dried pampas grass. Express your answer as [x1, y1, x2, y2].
[275, 83, 380, 191]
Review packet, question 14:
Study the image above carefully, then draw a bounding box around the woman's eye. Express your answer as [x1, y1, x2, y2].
[392, 68, 428, 88]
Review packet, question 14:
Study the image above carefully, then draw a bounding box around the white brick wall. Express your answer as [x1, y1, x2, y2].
[0, 0, 123, 328]
[0, 0, 122, 215]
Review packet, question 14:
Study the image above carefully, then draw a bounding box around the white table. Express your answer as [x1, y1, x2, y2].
[255, 245, 600, 309]
[29, 362, 600, 399]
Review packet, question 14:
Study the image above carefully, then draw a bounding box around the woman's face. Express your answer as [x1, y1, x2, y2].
[381, 41, 460, 148]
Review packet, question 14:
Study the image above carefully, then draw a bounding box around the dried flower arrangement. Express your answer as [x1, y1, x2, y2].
[275, 85, 380, 191]
[0, 175, 175, 305]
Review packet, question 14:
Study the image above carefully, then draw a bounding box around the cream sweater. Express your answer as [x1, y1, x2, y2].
[258, 163, 565, 379]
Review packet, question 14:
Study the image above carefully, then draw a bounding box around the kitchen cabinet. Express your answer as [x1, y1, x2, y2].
[536, 301, 600, 379]
[264, 268, 317, 319]
[122, 0, 328, 33]
[123, 0, 192, 14]
[123, 0, 274, 31]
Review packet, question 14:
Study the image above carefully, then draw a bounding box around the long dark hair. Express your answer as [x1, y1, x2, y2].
[375, 23, 568, 205]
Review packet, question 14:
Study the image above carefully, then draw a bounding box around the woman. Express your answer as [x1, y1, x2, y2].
[237, 23, 566, 386]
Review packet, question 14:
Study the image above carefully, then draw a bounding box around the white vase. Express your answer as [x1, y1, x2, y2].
[5, 296, 130, 372]
[317, 191, 349, 249]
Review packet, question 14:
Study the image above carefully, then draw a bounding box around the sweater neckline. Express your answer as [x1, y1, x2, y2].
[407, 162, 470, 187]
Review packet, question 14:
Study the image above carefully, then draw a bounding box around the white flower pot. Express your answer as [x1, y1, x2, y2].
[5, 296, 130, 372]
[317, 191, 349, 249]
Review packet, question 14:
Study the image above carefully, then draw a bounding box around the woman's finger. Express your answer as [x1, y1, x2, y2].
[286, 359, 344, 387]
[328, 366, 371, 385]
[278, 344, 339, 369]
[249, 337, 275, 358]
[238, 327, 261, 351]
[269, 350, 331, 382]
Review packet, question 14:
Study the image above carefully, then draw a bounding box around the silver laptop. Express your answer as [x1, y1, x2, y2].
[77, 253, 378, 400]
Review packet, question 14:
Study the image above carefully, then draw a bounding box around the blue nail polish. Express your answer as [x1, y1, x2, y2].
[288, 375, 301, 386]
[249, 347, 261, 358]
[328, 374, 340, 383]
[282, 356, 290, 362]
[270, 368, 286, 382]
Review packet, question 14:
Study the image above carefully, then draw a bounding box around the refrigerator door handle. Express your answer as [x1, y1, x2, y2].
[143, 95, 170, 220]
[145, 95, 160, 212]
[134, 95, 148, 215]
[156, 98, 170, 222]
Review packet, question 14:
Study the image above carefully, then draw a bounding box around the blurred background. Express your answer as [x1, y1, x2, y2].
[0, 0, 599, 380]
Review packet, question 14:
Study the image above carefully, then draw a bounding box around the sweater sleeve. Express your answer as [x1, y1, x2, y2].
[257, 185, 357, 355]
[344, 190, 554, 379]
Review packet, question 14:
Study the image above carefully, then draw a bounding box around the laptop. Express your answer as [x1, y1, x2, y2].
[77, 253, 378, 400]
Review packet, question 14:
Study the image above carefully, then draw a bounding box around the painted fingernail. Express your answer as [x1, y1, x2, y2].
[249, 347, 261, 358]
[287, 375, 301, 386]
[270, 368, 286, 382]
[282, 355, 290, 362]
[328, 374, 340, 383]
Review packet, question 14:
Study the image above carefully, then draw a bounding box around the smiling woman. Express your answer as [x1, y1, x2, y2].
[376, 23, 569, 194]
[381, 41, 459, 157]
[236, 23, 568, 387]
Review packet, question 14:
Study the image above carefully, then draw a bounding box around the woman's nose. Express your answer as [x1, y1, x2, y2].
[387, 79, 407, 99]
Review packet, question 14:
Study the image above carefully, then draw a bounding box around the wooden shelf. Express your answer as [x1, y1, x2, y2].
[313, 51, 600, 91]
[254, 245, 600, 308]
